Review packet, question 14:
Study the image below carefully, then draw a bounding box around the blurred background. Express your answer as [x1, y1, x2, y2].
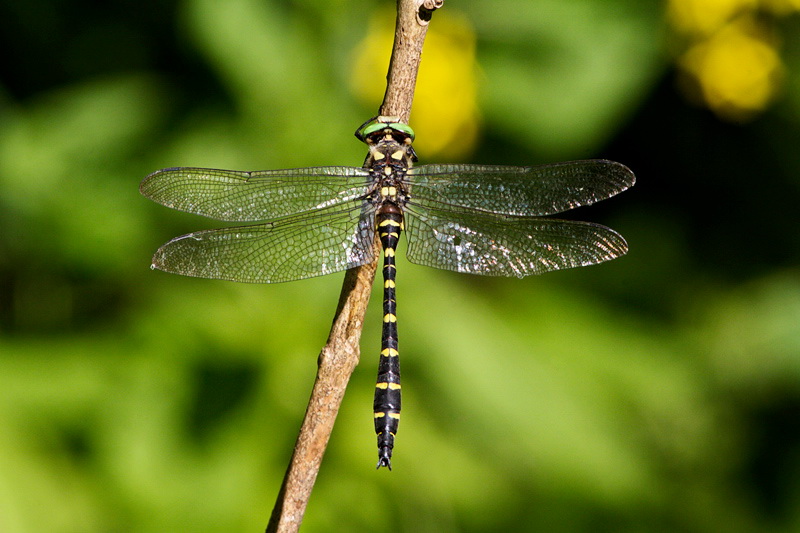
[1, 0, 799, 531]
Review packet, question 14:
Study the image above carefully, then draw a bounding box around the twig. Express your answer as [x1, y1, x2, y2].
[265, 1, 442, 532]
[381, 0, 443, 119]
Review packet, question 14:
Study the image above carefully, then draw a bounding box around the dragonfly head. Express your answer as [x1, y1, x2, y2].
[355, 116, 416, 146]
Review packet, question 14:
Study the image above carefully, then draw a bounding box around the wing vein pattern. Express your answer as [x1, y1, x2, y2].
[408, 160, 634, 216]
[140, 166, 371, 222]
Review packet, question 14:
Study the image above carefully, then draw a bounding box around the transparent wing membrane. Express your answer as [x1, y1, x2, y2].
[140, 166, 371, 222]
[142, 160, 633, 281]
[408, 160, 635, 217]
[404, 204, 628, 278]
[151, 205, 377, 283]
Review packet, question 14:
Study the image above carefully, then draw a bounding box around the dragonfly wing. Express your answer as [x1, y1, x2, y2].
[408, 160, 635, 217]
[404, 205, 628, 278]
[152, 204, 378, 283]
[140, 166, 371, 222]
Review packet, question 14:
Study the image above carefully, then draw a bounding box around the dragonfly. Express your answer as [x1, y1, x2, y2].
[140, 116, 635, 470]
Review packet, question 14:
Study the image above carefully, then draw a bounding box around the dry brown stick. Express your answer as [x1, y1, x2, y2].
[381, 0, 443, 119]
[265, 1, 442, 532]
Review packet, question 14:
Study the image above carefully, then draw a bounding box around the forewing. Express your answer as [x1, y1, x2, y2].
[140, 166, 370, 222]
[408, 160, 635, 217]
[151, 205, 378, 283]
[404, 205, 628, 278]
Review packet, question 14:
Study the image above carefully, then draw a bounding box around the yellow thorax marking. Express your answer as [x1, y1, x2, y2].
[379, 186, 398, 197]
[372, 151, 385, 160]
[390, 150, 404, 160]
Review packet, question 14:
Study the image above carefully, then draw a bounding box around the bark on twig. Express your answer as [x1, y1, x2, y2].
[265, 1, 441, 532]
[381, 0, 441, 120]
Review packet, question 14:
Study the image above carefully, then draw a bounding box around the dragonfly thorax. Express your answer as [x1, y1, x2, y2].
[365, 140, 414, 209]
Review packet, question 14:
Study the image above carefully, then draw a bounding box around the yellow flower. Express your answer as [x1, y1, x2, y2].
[350, 9, 480, 160]
[667, 0, 758, 35]
[679, 17, 783, 120]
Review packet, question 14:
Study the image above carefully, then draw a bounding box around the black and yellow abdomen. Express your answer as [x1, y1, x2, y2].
[374, 205, 403, 469]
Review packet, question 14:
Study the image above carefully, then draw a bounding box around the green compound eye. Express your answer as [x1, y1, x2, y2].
[355, 117, 415, 142]
[356, 120, 386, 139]
[388, 122, 415, 140]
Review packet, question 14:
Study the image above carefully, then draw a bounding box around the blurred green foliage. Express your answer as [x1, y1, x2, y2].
[1, 0, 800, 531]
